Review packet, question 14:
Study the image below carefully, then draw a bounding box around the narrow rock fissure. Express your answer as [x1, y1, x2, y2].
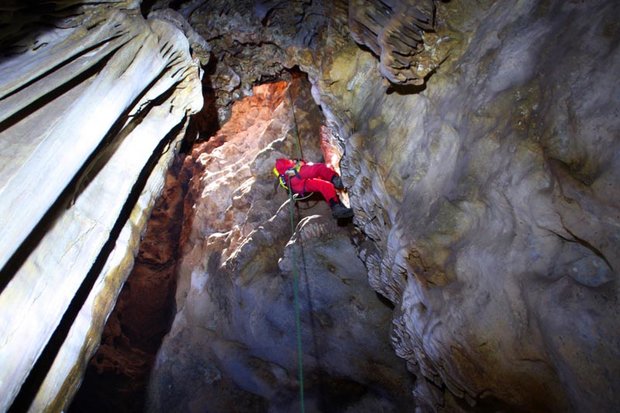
[69, 151, 188, 413]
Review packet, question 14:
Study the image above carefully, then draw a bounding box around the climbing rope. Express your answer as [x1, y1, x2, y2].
[286, 176, 306, 413]
[284, 79, 316, 208]
[287, 82, 304, 161]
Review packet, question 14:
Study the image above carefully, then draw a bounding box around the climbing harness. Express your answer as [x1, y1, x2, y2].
[272, 160, 316, 202]
[286, 175, 306, 413]
[273, 160, 303, 190]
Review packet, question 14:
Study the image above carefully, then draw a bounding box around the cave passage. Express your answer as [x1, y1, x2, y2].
[68, 70, 407, 413]
[2, 2, 619, 412]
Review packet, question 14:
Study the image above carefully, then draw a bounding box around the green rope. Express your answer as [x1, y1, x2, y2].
[286, 82, 308, 412]
[287, 177, 306, 413]
[286, 83, 316, 205]
[287, 84, 304, 160]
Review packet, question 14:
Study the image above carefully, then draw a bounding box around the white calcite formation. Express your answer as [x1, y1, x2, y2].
[0, 1, 203, 411]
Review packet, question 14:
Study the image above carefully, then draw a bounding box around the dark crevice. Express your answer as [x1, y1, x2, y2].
[375, 291, 396, 310]
[184, 57, 220, 143]
[556, 226, 613, 271]
[69, 147, 188, 413]
[546, 156, 596, 187]
[140, 0, 158, 17]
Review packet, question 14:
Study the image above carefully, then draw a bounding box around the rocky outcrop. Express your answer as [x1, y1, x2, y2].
[309, 1, 620, 411]
[348, 0, 440, 85]
[143, 0, 351, 124]
[0, 2, 203, 411]
[158, 0, 619, 411]
[147, 78, 415, 412]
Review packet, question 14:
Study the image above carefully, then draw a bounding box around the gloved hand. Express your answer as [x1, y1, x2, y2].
[285, 169, 296, 177]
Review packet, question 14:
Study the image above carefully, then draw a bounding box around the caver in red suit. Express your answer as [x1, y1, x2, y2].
[274, 158, 354, 219]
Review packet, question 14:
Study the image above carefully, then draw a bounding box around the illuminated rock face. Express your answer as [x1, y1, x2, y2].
[1, 0, 619, 412]
[147, 79, 415, 412]
[0, 2, 203, 411]
[152, 0, 618, 412]
[305, 1, 620, 412]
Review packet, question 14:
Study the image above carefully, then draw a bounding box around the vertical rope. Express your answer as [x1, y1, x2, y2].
[287, 82, 304, 160]
[287, 177, 305, 413]
[286, 76, 307, 411]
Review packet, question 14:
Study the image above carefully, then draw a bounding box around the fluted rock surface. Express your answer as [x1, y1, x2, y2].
[0, 1, 203, 411]
[348, 0, 439, 85]
[307, 1, 620, 411]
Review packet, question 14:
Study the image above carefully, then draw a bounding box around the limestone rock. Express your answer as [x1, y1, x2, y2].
[144, 0, 620, 411]
[309, 0, 620, 411]
[147, 79, 415, 412]
[188, 0, 619, 410]
[164, 0, 350, 123]
[0, 2, 203, 411]
[348, 0, 440, 85]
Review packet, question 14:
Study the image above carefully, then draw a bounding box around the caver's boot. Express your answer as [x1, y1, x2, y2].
[329, 199, 354, 219]
[331, 175, 345, 190]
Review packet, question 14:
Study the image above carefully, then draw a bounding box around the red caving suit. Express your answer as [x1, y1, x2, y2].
[274, 158, 339, 203]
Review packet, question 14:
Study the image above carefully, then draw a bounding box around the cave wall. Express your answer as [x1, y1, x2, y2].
[0, 0, 618, 412]
[304, 1, 620, 411]
[148, 0, 619, 412]
[0, 1, 203, 411]
[147, 77, 415, 412]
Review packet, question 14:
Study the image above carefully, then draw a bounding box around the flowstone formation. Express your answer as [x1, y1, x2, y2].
[0, 1, 203, 411]
[348, 0, 440, 85]
[147, 78, 415, 412]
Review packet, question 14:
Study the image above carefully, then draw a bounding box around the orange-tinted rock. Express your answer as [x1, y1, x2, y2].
[147, 75, 415, 412]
